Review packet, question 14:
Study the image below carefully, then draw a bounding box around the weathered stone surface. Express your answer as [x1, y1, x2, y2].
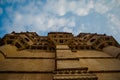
[0, 59, 54, 71]
[103, 46, 120, 58]
[75, 50, 113, 58]
[0, 73, 53, 80]
[79, 59, 120, 71]
[0, 32, 120, 80]
[96, 73, 120, 80]
[57, 60, 80, 69]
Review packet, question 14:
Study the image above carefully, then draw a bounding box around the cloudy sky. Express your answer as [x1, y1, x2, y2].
[0, 0, 120, 43]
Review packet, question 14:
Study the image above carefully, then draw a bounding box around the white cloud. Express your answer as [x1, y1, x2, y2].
[44, 0, 67, 16]
[106, 13, 120, 43]
[94, 0, 120, 14]
[108, 14, 120, 27]
[1, 0, 25, 4]
[43, 0, 120, 17]
[94, 1, 110, 14]
[44, 0, 94, 16]
[1, 0, 120, 42]
[73, 0, 94, 16]
[78, 24, 86, 32]
[0, 7, 3, 15]
[3, 8, 76, 33]
[44, 0, 119, 16]
[63, 27, 73, 32]
[107, 13, 120, 35]
[73, 24, 86, 35]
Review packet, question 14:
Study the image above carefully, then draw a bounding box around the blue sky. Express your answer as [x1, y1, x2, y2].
[0, 0, 120, 43]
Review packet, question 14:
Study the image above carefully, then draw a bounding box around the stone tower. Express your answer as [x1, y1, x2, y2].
[0, 31, 120, 80]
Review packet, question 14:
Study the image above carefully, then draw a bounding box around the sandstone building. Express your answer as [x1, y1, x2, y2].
[0, 31, 120, 80]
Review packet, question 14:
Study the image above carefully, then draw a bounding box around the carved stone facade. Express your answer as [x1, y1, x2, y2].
[0, 31, 120, 80]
